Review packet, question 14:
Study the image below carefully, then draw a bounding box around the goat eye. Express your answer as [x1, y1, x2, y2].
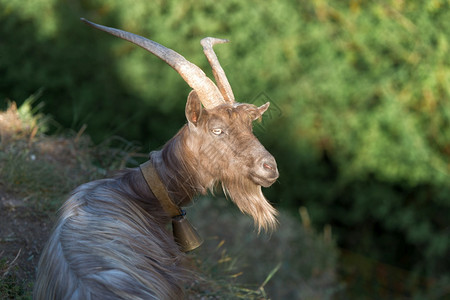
[211, 128, 223, 135]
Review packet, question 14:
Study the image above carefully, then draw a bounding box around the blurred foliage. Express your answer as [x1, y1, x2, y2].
[1, 0, 450, 297]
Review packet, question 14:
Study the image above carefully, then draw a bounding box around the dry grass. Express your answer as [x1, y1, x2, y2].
[186, 198, 339, 299]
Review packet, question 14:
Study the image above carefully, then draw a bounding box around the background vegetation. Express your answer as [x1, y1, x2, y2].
[1, 0, 449, 298]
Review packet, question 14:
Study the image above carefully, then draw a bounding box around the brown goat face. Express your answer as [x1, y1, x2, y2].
[185, 91, 279, 231]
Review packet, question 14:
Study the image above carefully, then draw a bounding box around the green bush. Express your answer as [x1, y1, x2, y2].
[1, 0, 449, 296]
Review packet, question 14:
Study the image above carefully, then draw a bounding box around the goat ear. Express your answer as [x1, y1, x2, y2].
[253, 102, 270, 120]
[186, 90, 203, 126]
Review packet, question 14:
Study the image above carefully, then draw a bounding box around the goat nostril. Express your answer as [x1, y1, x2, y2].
[263, 163, 273, 170]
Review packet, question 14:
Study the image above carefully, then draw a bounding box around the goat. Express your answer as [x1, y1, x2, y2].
[34, 19, 279, 300]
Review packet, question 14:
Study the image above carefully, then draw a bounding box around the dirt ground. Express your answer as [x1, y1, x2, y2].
[0, 189, 52, 297]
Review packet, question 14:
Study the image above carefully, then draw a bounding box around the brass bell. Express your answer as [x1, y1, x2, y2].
[172, 215, 203, 252]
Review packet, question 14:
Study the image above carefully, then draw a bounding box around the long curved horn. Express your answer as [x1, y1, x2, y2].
[81, 18, 225, 109]
[201, 38, 235, 104]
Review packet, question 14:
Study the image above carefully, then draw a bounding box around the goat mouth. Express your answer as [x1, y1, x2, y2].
[250, 173, 278, 188]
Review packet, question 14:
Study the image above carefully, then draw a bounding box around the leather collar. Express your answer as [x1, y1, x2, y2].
[139, 160, 183, 218]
